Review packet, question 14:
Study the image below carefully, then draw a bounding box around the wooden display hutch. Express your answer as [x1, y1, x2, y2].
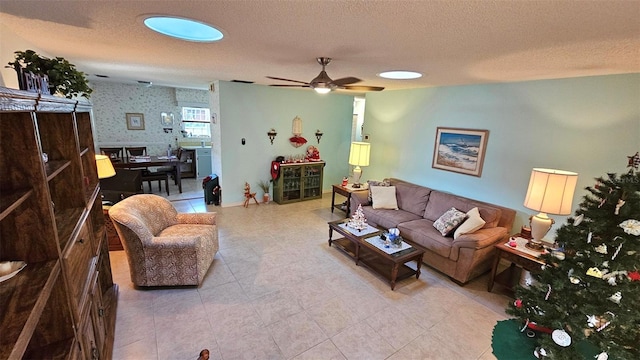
[0, 87, 118, 359]
[273, 161, 325, 204]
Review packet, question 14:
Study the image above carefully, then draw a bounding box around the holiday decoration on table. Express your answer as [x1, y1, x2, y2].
[506, 154, 639, 360]
[347, 204, 367, 231]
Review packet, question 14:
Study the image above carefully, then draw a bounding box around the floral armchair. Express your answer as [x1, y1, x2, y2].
[108, 194, 218, 287]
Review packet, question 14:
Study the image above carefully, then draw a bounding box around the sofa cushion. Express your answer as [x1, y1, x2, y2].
[367, 179, 391, 203]
[360, 208, 422, 230]
[398, 219, 453, 258]
[454, 207, 486, 239]
[433, 207, 467, 236]
[424, 191, 502, 228]
[371, 186, 398, 209]
[390, 180, 432, 217]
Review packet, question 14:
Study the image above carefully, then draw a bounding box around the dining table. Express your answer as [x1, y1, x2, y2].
[111, 156, 182, 193]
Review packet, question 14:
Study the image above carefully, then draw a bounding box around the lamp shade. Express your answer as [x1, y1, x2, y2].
[95, 155, 116, 179]
[524, 168, 578, 215]
[348, 142, 370, 167]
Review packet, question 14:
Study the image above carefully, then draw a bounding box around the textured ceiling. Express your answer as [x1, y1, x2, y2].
[1, 0, 638, 93]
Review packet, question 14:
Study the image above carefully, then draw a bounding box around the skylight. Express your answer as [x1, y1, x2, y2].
[143, 16, 223, 42]
[378, 71, 423, 80]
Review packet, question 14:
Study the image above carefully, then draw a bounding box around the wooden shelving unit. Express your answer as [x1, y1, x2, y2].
[0, 86, 118, 359]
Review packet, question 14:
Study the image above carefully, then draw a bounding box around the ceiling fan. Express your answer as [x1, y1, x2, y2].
[267, 57, 384, 94]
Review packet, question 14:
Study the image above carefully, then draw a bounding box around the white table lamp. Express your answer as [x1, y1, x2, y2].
[349, 142, 370, 188]
[523, 168, 578, 250]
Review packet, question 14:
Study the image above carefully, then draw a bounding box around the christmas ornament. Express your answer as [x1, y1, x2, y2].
[611, 242, 623, 260]
[627, 151, 640, 170]
[514, 299, 522, 308]
[544, 284, 552, 300]
[587, 231, 593, 243]
[595, 352, 609, 360]
[552, 329, 572, 347]
[607, 277, 617, 286]
[595, 244, 607, 254]
[587, 315, 598, 327]
[608, 291, 622, 304]
[596, 320, 611, 332]
[573, 213, 584, 226]
[587, 267, 603, 278]
[619, 219, 640, 236]
[568, 269, 581, 284]
[614, 199, 625, 215]
[534, 347, 548, 359]
[628, 271, 640, 281]
[598, 198, 606, 208]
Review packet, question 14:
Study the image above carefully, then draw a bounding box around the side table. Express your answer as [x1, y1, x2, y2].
[331, 184, 367, 216]
[488, 235, 545, 294]
[103, 205, 124, 251]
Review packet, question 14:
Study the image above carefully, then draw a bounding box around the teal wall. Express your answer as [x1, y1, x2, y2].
[217, 81, 354, 204]
[363, 73, 640, 237]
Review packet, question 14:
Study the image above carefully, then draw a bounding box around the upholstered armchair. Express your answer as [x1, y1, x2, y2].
[108, 194, 218, 287]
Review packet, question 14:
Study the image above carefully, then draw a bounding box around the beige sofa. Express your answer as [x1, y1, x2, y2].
[350, 178, 515, 284]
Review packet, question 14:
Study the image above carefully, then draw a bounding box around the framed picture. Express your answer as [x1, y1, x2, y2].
[161, 112, 174, 126]
[126, 113, 145, 130]
[432, 127, 489, 177]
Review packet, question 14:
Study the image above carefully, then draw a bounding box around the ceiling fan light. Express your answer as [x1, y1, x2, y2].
[314, 87, 332, 94]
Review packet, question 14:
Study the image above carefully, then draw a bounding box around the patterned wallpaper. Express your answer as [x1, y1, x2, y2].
[91, 81, 209, 155]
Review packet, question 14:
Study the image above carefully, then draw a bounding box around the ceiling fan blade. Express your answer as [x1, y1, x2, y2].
[266, 76, 310, 85]
[269, 84, 310, 88]
[331, 77, 361, 86]
[342, 85, 385, 92]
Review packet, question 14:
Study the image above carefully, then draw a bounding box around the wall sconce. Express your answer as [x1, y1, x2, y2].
[267, 128, 277, 144]
[315, 129, 323, 143]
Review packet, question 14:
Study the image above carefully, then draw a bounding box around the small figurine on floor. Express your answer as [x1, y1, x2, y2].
[197, 349, 209, 360]
[243, 182, 260, 208]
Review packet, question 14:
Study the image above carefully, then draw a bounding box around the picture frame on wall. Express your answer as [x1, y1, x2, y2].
[126, 113, 145, 130]
[432, 127, 489, 177]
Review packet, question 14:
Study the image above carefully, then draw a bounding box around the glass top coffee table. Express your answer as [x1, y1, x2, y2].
[328, 219, 424, 290]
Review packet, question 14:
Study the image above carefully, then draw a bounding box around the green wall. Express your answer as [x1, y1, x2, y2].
[217, 81, 354, 204]
[363, 73, 640, 237]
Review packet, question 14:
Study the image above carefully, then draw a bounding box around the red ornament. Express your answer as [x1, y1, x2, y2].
[528, 322, 553, 334]
[514, 299, 523, 308]
[628, 271, 640, 281]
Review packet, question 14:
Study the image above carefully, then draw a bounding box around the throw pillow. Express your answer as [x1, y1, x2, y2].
[367, 179, 391, 204]
[454, 207, 486, 240]
[433, 207, 467, 236]
[371, 186, 398, 210]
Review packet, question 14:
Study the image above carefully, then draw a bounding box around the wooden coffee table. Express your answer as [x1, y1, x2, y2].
[328, 219, 424, 290]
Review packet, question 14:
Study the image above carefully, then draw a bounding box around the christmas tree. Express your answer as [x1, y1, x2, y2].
[507, 153, 640, 360]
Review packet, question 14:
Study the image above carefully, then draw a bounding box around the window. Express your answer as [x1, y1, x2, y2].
[181, 107, 211, 137]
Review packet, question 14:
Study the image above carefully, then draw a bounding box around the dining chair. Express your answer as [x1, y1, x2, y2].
[100, 147, 124, 161]
[125, 146, 147, 158]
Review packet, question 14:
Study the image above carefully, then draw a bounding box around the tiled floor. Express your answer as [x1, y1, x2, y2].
[111, 179, 512, 359]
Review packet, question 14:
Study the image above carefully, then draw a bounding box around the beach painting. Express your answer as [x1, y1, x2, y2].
[432, 127, 489, 177]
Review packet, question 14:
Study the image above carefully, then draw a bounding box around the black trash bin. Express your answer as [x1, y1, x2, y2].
[202, 174, 220, 205]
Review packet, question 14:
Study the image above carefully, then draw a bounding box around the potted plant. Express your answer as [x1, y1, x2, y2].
[7, 50, 93, 99]
[257, 180, 271, 203]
